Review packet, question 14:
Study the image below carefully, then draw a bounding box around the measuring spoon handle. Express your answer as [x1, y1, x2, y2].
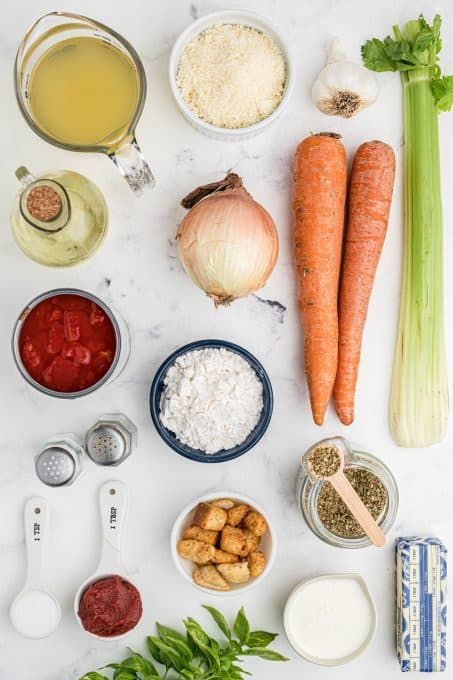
[97, 480, 128, 574]
[24, 497, 49, 590]
[330, 473, 386, 548]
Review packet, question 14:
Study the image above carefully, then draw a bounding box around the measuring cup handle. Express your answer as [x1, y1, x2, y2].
[109, 138, 155, 194]
[97, 480, 128, 573]
[24, 497, 49, 590]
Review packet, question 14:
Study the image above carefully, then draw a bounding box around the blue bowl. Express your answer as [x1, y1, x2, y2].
[150, 339, 273, 463]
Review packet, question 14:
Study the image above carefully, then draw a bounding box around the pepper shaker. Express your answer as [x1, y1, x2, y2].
[85, 413, 137, 466]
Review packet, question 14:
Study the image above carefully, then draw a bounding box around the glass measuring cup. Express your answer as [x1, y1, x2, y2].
[15, 12, 155, 194]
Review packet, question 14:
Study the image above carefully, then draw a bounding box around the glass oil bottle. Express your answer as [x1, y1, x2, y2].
[11, 167, 108, 267]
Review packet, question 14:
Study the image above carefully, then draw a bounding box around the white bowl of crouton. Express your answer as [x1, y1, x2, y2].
[171, 492, 276, 595]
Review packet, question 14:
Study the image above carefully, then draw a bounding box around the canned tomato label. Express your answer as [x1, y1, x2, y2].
[12, 288, 130, 399]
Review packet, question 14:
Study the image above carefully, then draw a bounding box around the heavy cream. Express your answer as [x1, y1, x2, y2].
[284, 575, 376, 664]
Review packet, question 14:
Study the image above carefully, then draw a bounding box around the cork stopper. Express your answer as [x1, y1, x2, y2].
[26, 185, 62, 221]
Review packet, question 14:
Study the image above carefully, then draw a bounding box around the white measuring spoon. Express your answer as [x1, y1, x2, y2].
[10, 497, 61, 639]
[74, 480, 140, 639]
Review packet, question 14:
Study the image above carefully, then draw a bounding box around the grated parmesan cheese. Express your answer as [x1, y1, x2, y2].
[176, 23, 286, 129]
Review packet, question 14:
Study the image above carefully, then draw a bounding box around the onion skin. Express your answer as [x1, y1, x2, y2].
[177, 176, 279, 305]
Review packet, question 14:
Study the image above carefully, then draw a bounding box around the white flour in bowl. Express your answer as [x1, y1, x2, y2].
[159, 347, 264, 454]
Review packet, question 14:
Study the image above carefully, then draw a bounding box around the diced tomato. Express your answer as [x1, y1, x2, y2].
[61, 342, 91, 365]
[47, 322, 65, 354]
[34, 299, 53, 320]
[63, 311, 81, 342]
[19, 294, 116, 393]
[53, 295, 86, 311]
[93, 350, 114, 372]
[22, 341, 41, 369]
[48, 307, 63, 322]
[89, 302, 106, 325]
[42, 356, 78, 392]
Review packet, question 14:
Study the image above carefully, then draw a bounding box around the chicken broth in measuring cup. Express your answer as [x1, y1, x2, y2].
[28, 37, 140, 149]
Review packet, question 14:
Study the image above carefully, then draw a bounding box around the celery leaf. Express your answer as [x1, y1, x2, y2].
[432, 75, 453, 112]
[361, 38, 396, 71]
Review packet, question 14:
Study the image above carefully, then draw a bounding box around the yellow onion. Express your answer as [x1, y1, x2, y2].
[177, 173, 279, 305]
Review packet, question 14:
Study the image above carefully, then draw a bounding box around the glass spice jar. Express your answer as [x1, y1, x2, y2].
[295, 438, 399, 549]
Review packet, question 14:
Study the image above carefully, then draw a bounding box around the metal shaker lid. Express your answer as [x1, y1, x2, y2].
[35, 446, 76, 486]
[85, 414, 136, 466]
[86, 425, 127, 465]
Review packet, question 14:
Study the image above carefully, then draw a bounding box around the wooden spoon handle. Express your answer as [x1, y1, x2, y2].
[329, 473, 386, 547]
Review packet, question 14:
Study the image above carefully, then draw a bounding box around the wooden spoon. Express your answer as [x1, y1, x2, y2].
[307, 440, 386, 548]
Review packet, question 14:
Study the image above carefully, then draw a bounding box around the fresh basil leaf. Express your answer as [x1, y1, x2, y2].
[112, 671, 138, 680]
[246, 631, 278, 648]
[156, 625, 193, 663]
[123, 651, 160, 677]
[184, 623, 220, 669]
[233, 608, 250, 645]
[156, 624, 188, 645]
[432, 75, 453, 111]
[230, 664, 251, 676]
[80, 674, 110, 680]
[202, 606, 231, 640]
[183, 618, 210, 645]
[102, 666, 138, 680]
[149, 638, 187, 671]
[146, 636, 168, 667]
[243, 648, 289, 661]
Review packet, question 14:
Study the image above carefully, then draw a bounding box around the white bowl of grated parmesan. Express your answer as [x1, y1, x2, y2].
[169, 10, 294, 139]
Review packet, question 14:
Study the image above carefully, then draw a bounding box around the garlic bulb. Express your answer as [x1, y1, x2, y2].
[312, 38, 379, 118]
[177, 173, 279, 306]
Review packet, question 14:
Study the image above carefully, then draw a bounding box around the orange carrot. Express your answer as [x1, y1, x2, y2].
[293, 133, 347, 426]
[334, 140, 395, 425]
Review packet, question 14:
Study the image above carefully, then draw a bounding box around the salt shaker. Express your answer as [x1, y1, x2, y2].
[35, 434, 84, 487]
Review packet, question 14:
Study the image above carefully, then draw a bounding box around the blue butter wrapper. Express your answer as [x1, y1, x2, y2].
[396, 537, 447, 672]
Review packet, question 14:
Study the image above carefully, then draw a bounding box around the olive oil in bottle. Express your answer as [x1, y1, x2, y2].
[11, 167, 108, 267]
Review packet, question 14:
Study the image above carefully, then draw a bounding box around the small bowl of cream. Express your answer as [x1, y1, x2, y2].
[284, 574, 377, 666]
[169, 10, 294, 139]
[150, 339, 273, 463]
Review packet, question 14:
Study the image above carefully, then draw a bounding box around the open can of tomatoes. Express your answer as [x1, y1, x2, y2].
[12, 288, 130, 398]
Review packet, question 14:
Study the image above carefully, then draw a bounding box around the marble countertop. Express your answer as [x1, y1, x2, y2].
[1, 0, 452, 678]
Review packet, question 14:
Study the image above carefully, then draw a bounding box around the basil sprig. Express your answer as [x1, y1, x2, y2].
[80, 606, 288, 680]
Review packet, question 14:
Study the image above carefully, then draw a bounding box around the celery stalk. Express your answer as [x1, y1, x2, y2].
[362, 15, 453, 446]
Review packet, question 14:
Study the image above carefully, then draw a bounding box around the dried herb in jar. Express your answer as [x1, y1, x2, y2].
[316, 468, 388, 538]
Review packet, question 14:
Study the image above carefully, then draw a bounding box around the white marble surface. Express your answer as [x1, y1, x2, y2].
[1, 0, 453, 678]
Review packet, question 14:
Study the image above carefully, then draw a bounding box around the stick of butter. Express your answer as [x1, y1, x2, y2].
[396, 537, 447, 672]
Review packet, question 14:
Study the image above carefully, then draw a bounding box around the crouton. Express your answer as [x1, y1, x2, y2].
[248, 551, 266, 577]
[193, 565, 230, 591]
[177, 539, 215, 564]
[182, 525, 218, 546]
[211, 498, 235, 510]
[220, 525, 249, 557]
[212, 549, 239, 564]
[194, 503, 227, 531]
[217, 562, 250, 584]
[227, 504, 250, 527]
[243, 528, 260, 554]
[243, 511, 268, 536]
